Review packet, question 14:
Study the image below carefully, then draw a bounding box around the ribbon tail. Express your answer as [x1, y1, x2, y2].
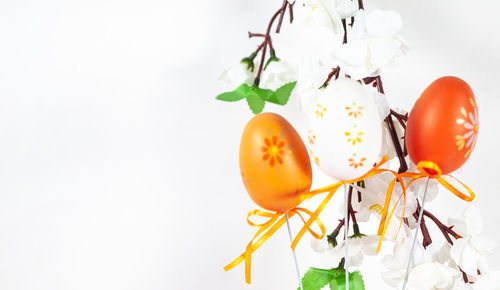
[223, 213, 289, 284]
[291, 185, 341, 250]
[293, 207, 327, 239]
[394, 176, 407, 241]
[377, 178, 397, 235]
[302, 181, 343, 201]
[438, 175, 475, 202]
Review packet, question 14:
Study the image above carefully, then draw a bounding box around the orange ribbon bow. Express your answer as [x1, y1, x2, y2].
[291, 155, 392, 250]
[223, 207, 325, 284]
[224, 156, 392, 284]
[224, 155, 411, 284]
[376, 161, 475, 252]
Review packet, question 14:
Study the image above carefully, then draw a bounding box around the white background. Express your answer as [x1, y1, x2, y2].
[0, 0, 499, 289]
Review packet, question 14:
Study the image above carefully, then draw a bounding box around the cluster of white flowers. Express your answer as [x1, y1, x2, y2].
[219, 0, 407, 114]
[381, 207, 499, 290]
[310, 205, 498, 289]
[219, 0, 498, 288]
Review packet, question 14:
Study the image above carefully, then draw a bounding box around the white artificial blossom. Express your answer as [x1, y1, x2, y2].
[311, 234, 379, 268]
[333, 9, 408, 79]
[448, 206, 497, 277]
[218, 59, 298, 91]
[273, 0, 345, 106]
[382, 237, 458, 289]
[218, 1, 499, 288]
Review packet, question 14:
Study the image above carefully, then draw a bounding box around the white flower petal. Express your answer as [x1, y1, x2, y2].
[335, 40, 369, 67]
[408, 262, 458, 289]
[368, 38, 405, 67]
[366, 10, 402, 37]
[463, 206, 483, 236]
[218, 63, 253, 87]
[448, 217, 468, 237]
[360, 235, 381, 256]
[334, 0, 358, 19]
[349, 250, 364, 267]
[374, 92, 390, 120]
[471, 235, 497, 254]
[410, 177, 439, 202]
[475, 270, 500, 290]
[311, 236, 330, 253]
[348, 9, 368, 40]
[451, 238, 480, 275]
[382, 268, 405, 288]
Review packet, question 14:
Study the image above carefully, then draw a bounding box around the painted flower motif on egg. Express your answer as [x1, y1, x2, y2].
[455, 98, 478, 158]
[308, 78, 384, 181]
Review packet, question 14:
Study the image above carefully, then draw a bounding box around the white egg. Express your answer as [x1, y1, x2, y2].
[307, 78, 384, 181]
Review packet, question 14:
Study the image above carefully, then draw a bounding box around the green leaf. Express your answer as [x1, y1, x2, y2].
[215, 83, 251, 102]
[246, 89, 266, 114]
[267, 81, 297, 105]
[299, 268, 365, 290]
[252, 86, 274, 101]
[299, 268, 337, 290]
[349, 271, 365, 290]
[328, 270, 365, 290]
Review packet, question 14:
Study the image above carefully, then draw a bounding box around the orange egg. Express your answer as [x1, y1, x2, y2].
[406, 76, 478, 174]
[239, 113, 312, 212]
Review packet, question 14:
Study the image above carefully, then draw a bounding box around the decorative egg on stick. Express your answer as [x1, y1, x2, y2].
[399, 76, 478, 290]
[306, 77, 387, 289]
[239, 112, 312, 212]
[307, 77, 384, 181]
[225, 112, 323, 287]
[406, 76, 479, 174]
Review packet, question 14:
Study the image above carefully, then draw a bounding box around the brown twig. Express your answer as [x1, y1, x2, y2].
[412, 201, 462, 249]
[320, 66, 340, 88]
[413, 202, 432, 248]
[358, 0, 364, 10]
[373, 76, 409, 173]
[459, 267, 470, 284]
[342, 19, 348, 44]
[390, 109, 408, 130]
[249, 0, 294, 86]
[348, 186, 358, 225]
[327, 218, 345, 246]
[423, 209, 462, 243]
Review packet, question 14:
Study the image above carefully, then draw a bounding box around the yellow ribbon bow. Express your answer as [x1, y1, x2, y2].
[376, 161, 475, 252]
[223, 207, 325, 284]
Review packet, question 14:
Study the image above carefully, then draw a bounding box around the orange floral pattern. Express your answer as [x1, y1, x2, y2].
[348, 156, 367, 168]
[345, 102, 364, 118]
[308, 130, 316, 145]
[262, 136, 285, 167]
[455, 98, 479, 158]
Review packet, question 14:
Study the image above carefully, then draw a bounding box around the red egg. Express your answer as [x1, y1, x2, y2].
[406, 76, 478, 174]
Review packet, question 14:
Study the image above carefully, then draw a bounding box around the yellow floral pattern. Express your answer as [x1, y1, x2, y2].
[345, 131, 364, 145]
[315, 104, 327, 118]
